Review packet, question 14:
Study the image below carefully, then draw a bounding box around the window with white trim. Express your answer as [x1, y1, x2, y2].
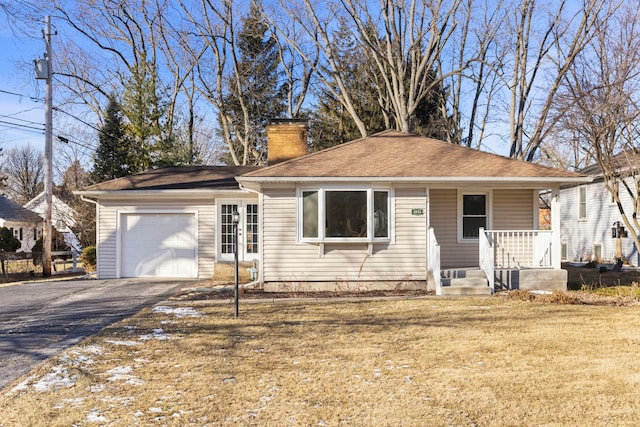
[459, 192, 489, 241]
[300, 188, 390, 242]
[593, 244, 602, 261]
[578, 186, 587, 219]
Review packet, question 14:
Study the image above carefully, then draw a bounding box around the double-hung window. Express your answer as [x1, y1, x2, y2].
[300, 188, 391, 242]
[459, 192, 489, 241]
[578, 186, 587, 220]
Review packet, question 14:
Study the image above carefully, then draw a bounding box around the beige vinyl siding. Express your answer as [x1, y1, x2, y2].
[96, 198, 216, 279]
[493, 189, 535, 229]
[262, 187, 427, 282]
[430, 189, 476, 267]
[430, 188, 536, 268]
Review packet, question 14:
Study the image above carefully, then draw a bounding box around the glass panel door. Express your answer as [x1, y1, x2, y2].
[219, 201, 259, 262]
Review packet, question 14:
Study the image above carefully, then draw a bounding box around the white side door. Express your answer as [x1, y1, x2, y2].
[218, 201, 259, 262]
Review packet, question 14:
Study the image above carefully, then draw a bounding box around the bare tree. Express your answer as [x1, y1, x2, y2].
[499, 0, 612, 161]
[3, 145, 44, 205]
[556, 3, 640, 252]
[273, 0, 464, 138]
[441, 0, 508, 148]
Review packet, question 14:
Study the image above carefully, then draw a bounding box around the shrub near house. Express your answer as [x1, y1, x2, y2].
[0, 226, 21, 275]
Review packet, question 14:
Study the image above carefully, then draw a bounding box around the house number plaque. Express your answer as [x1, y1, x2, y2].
[411, 209, 424, 215]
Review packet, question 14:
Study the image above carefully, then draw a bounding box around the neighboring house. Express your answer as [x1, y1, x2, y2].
[0, 195, 43, 252]
[77, 126, 587, 294]
[24, 192, 82, 254]
[560, 159, 638, 265]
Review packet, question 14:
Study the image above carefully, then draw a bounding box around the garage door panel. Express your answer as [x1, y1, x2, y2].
[121, 213, 197, 278]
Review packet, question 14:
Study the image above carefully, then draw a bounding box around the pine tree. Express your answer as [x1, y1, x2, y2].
[91, 96, 133, 183]
[220, 0, 285, 164]
[309, 20, 386, 150]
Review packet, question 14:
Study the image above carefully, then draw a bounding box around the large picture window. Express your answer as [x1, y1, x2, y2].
[300, 188, 390, 242]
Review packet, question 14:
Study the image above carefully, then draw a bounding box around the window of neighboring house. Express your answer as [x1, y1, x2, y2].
[19, 228, 23, 241]
[459, 193, 488, 240]
[300, 188, 391, 242]
[593, 244, 602, 262]
[561, 243, 568, 261]
[579, 186, 587, 219]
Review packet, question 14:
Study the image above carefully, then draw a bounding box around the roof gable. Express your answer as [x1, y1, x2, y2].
[0, 196, 43, 223]
[241, 130, 581, 180]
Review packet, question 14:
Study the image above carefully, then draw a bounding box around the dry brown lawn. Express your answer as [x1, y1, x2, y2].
[2, 296, 640, 426]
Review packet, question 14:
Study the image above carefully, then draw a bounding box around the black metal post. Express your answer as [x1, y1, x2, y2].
[233, 211, 239, 318]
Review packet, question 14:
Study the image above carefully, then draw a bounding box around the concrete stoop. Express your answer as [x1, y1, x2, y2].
[440, 268, 492, 296]
[214, 261, 254, 282]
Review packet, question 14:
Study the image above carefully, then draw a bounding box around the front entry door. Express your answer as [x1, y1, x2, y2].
[219, 201, 259, 262]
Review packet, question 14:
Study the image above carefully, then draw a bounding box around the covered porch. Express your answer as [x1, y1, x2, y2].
[427, 188, 565, 295]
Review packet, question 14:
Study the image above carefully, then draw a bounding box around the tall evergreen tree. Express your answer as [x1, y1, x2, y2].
[91, 96, 133, 183]
[220, 0, 285, 165]
[122, 62, 165, 172]
[309, 19, 386, 151]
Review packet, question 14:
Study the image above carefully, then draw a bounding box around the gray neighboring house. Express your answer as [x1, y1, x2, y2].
[78, 125, 589, 294]
[560, 157, 639, 265]
[0, 195, 43, 252]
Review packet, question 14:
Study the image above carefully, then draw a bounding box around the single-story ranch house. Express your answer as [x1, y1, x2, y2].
[77, 124, 589, 295]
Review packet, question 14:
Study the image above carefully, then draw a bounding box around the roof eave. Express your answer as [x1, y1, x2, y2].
[237, 176, 591, 186]
[74, 188, 248, 198]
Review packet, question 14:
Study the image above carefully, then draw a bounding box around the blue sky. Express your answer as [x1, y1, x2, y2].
[0, 21, 47, 154]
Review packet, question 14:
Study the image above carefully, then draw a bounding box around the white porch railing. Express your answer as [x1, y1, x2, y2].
[480, 229, 554, 271]
[479, 229, 495, 293]
[427, 227, 441, 295]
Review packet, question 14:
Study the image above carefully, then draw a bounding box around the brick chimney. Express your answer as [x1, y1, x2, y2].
[266, 118, 308, 165]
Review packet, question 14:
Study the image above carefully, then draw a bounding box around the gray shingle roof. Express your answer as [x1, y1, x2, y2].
[0, 196, 43, 223]
[81, 166, 262, 191]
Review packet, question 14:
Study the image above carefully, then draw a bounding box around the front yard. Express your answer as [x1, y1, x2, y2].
[1, 295, 639, 426]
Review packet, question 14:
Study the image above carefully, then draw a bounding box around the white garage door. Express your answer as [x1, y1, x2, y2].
[120, 213, 197, 278]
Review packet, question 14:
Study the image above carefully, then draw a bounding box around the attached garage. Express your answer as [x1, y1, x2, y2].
[76, 166, 262, 280]
[120, 212, 197, 278]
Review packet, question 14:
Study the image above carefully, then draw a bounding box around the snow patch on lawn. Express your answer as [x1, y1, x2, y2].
[139, 328, 171, 341]
[34, 366, 77, 392]
[86, 410, 108, 423]
[106, 366, 144, 385]
[153, 305, 202, 318]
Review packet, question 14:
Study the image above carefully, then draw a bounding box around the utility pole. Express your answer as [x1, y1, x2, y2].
[35, 16, 53, 277]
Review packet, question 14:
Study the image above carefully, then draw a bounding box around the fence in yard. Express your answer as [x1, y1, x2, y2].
[0, 251, 81, 282]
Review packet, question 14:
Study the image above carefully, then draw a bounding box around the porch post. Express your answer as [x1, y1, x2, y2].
[550, 186, 561, 269]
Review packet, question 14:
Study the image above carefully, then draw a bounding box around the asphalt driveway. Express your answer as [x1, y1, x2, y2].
[0, 278, 193, 391]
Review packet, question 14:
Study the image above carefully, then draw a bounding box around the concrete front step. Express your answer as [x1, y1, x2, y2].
[440, 268, 492, 296]
[440, 285, 492, 296]
[443, 277, 489, 288]
[441, 268, 487, 279]
[214, 261, 255, 282]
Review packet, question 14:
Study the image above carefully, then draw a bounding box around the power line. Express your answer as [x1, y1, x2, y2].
[0, 88, 42, 103]
[0, 119, 45, 132]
